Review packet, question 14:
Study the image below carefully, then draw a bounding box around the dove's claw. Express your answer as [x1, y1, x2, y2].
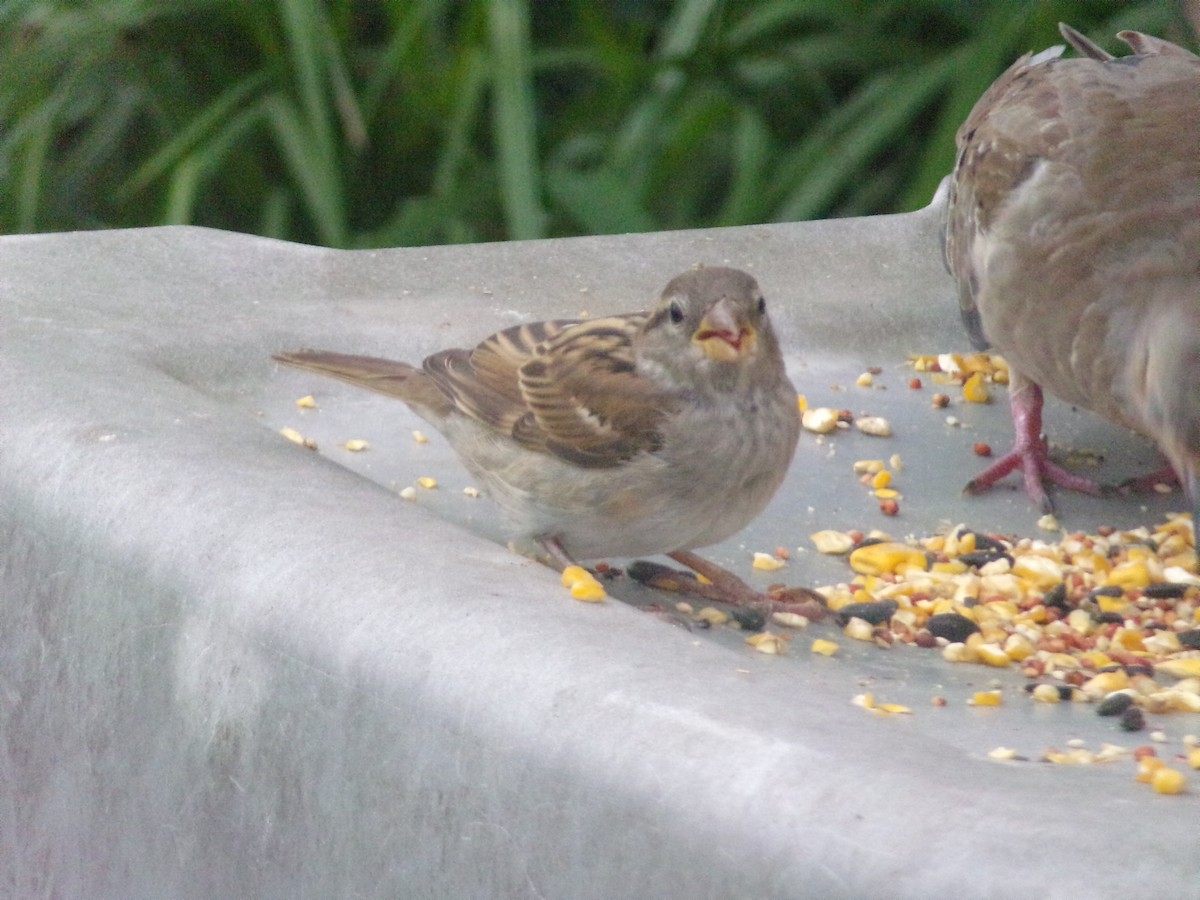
[965, 381, 1102, 509]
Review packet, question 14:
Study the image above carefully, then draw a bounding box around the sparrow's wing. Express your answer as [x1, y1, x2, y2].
[516, 314, 675, 468]
[423, 319, 578, 438]
[426, 313, 673, 468]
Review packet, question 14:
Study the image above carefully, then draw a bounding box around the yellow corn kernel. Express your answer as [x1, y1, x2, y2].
[746, 632, 787, 654]
[570, 580, 607, 602]
[561, 566, 606, 602]
[1188, 748, 1200, 770]
[843, 617, 875, 642]
[797, 394, 808, 412]
[1161, 690, 1200, 713]
[811, 530, 855, 555]
[752, 552, 787, 571]
[1003, 633, 1035, 661]
[295, 394, 316, 408]
[417, 476, 438, 489]
[695, 607, 729, 626]
[1077, 650, 1116, 670]
[825, 592, 861, 613]
[1066, 608, 1093, 634]
[1152, 767, 1187, 794]
[981, 600, 1019, 621]
[962, 371, 990, 403]
[955, 530, 978, 556]
[802, 407, 838, 433]
[1144, 631, 1182, 655]
[561, 566, 591, 587]
[1106, 561, 1151, 591]
[1165, 547, 1199, 570]
[871, 470, 892, 491]
[1096, 595, 1131, 615]
[942, 642, 973, 663]
[1074, 551, 1111, 575]
[971, 690, 1003, 706]
[1156, 659, 1200, 680]
[1046, 748, 1096, 765]
[1020, 603, 1049, 624]
[849, 542, 929, 576]
[1136, 756, 1165, 783]
[1112, 627, 1146, 652]
[932, 560, 969, 575]
[1082, 670, 1130, 698]
[1012, 556, 1064, 590]
[811, 638, 839, 657]
[1045, 652, 1082, 671]
[976, 643, 1011, 668]
[772, 611, 809, 629]
[1032, 684, 1062, 703]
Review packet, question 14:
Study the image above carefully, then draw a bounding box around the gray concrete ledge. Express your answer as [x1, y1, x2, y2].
[2, 208, 1192, 898]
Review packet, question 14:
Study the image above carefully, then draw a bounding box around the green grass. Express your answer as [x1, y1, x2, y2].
[0, 0, 1190, 247]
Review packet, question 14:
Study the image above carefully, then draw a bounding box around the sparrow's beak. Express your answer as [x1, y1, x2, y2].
[692, 297, 758, 363]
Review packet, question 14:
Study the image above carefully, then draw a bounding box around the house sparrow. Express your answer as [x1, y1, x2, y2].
[944, 23, 1200, 518]
[275, 267, 803, 607]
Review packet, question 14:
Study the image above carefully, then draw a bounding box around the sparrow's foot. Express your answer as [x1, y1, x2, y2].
[659, 550, 828, 619]
[964, 381, 1102, 512]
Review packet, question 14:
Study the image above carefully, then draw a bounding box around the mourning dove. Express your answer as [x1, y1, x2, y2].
[276, 267, 807, 609]
[944, 23, 1200, 518]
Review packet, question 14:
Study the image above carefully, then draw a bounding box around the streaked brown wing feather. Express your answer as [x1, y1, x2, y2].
[515, 314, 673, 467]
[423, 320, 579, 444]
[425, 313, 672, 467]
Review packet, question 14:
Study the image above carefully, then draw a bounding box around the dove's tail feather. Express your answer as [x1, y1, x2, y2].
[273, 349, 455, 418]
[1059, 22, 1200, 63]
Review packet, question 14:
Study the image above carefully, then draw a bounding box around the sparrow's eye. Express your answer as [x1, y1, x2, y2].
[668, 300, 685, 324]
[757, 296, 767, 316]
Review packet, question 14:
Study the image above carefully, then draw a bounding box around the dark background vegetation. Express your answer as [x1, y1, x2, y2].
[1, 1, 1193, 248]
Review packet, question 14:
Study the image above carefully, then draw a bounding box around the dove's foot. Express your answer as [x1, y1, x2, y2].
[964, 381, 1102, 512]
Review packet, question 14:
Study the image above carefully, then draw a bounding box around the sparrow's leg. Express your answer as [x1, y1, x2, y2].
[1118, 462, 1180, 495]
[538, 536, 578, 571]
[964, 376, 1103, 512]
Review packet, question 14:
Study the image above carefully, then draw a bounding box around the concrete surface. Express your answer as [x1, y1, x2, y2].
[2, 201, 1194, 899]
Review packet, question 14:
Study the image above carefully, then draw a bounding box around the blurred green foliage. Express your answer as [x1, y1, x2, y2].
[0, 0, 1190, 248]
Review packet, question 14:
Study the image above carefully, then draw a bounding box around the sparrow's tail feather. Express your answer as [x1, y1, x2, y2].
[273, 349, 455, 418]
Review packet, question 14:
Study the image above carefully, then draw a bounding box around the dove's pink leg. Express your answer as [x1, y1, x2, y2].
[965, 377, 1102, 512]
